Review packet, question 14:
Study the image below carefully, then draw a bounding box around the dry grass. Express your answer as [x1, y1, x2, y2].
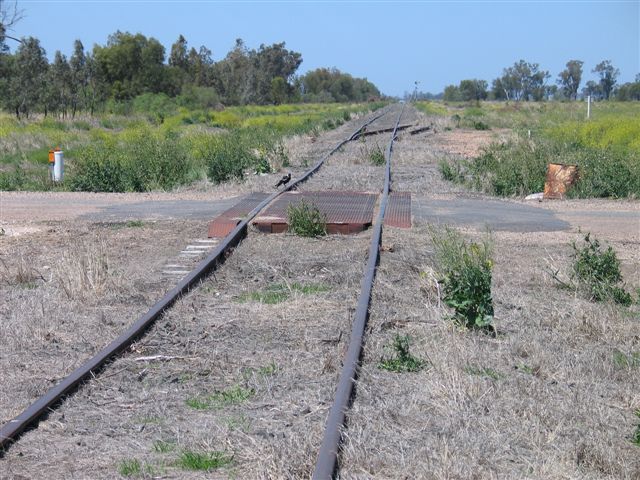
[1, 231, 372, 478]
[0, 220, 203, 426]
[339, 224, 640, 479]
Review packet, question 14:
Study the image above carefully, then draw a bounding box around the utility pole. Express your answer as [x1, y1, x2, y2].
[413, 81, 419, 102]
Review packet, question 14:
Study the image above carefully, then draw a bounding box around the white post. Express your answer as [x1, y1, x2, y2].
[53, 150, 64, 182]
[587, 95, 591, 119]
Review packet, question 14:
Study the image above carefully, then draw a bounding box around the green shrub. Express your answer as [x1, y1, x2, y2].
[378, 334, 427, 372]
[70, 129, 195, 192]
[287, 199, 327, 237]
[203, 133, 252, 184]
[441, 136, 640, 199]
[571, 233, 632, 305]
[431, 226, 494, 330]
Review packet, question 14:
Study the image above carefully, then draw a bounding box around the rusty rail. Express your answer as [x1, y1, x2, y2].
[0, 107, 391, 451]
[312, 104, 405, 479]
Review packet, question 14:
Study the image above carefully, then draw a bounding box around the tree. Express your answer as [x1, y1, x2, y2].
[93, 31, 167, 100]
[557, 60, 583, 100]
[298, 67, 380, 103]
[169, 34, 188, 70]
[44, 50, 72, 117]
[0, 0, 23, 50]
[582, 80, 602, 100]
[497, 60, 549, 101]
[593, 60, 619, 100]
[443, 84, 461, 102]
[459, 79, 488, 102]
[5, 36, 48, 117]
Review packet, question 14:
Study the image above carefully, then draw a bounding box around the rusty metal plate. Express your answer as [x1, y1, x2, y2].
[208, 192, 269, 238]
[384, 191, 411, 228]
[253, 191, 377, 234]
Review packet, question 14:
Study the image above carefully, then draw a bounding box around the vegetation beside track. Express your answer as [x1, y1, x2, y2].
[0, 102, 385, 191]
[418, 100, 640, 198]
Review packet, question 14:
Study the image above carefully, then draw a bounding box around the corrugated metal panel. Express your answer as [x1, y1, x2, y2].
[253, 191, 377, 234]
[384, 191, 411, 228]
[208, 192, 269, 238]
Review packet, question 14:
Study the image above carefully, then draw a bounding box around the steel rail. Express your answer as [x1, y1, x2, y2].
[0, 107, 391, 451]
[312, 104, 406, 479]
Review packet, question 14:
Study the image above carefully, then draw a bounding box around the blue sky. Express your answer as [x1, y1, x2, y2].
[9, 1, 640, 96]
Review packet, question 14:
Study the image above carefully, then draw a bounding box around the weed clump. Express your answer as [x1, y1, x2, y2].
[431, 226, 494, 330]
[71, 129, 195, 192]
[176, 450, 233, 471]
[571, 233, 632, 305]
[378, 334, 427, 373]
[287, 199, 327, 237]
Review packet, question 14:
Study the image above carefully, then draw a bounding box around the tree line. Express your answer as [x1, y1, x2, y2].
[434, 59, 639, 102]
[0, 30, 381, 119]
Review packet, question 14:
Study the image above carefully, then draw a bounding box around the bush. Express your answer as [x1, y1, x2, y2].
[431, 226, 494, 330]
[202, 133, 253, 184]
[440, 135, 640, 199]
[70, 129, 196, 192]
[571, 233, 632, 305]
[287, 199, 327, 237]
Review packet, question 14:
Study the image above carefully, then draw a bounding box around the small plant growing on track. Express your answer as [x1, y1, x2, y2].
[287, 199, 327, 237]
[378, 334, 427, 373]
[430, 226, 495, 331]
[176, 450, 233, 471]
[153, 439, 176, 453]
[613, 350, 640, 369]
[186, 385, 254, 410]
[633, 409, 640, 447]
[118, 458, 142, 477]
[236, 282, 330, 304]
[571, 233, 632, 306]
[464, 365, 504, 380]
[368, 144, 386, 166]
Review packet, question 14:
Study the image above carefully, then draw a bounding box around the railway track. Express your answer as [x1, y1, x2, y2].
[1, 104, 407, 478]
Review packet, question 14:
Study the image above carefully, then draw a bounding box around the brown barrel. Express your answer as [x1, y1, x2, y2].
[543, 163, 579, 199]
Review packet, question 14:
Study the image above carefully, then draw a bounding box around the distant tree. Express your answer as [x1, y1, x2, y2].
[169, 34, 189, 70]
[443, 84, 461, 102]
[93, 31, 167, 100]
[593, 60, 619, 100]
[270, 76, 287, 104]
[44, 50, 72, 117]
[582, 80, 602, 100]
[5, 37, 47, 118]
[298, 67, 380, 103]
[459, 79, 488, 102]
[490, 77, 508, 100]
[614, 76, 640, 101]
[557, 60, 583, 100]
[497, 60, 549, 101]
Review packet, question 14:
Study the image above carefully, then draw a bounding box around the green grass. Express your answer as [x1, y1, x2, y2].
[613, 350, 640, 369]
[464, 365, 504, 380]
[236, 282, 330, 304]
[186, 385, 254, 410]
[117, 459, 142, 477]
[176, 450, 233, 471]
[153, 439, 176, 453]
